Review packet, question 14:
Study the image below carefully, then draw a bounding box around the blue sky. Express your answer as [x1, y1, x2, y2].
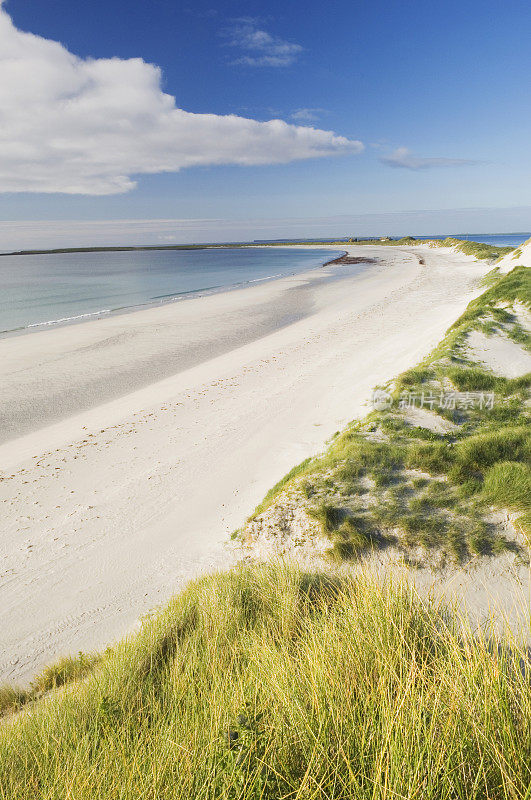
[1, 0, 531, 245]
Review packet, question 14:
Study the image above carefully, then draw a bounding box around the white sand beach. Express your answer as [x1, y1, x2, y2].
[0, 244, 489, 683]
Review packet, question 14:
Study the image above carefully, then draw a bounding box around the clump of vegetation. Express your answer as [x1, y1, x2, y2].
[452, 265, 530, 330]
[310, 503, 394, 559]
[451, 426, 529, 482]
[406, 441, 454, 474]
[0, 685, 31, 716]
[2, 563, 531, 798]
[310, 501, 346, 533]
[249, 457, 312, 519]
[396, 235, 417, 244]
[447, 365, 497, 391]
[438, 237, 513, 261]
[483, 461, 531, 512]
[339, 236, 514, 261]
[0, 651, 100, 717]
[31, 652, 101, 693]
[294, 414, 520, 564]
[395, 365, 435, 392]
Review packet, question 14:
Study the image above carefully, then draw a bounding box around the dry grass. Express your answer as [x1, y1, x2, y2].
[1, 562, 531, 799]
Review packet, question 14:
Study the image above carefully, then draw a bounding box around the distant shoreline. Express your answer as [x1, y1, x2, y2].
[1, 232, 525, 257]
[0, 243, 214, 257]
[0, 242, 324, 257]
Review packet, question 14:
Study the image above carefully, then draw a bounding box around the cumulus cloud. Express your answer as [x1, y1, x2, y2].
[223, 18, 303, 67]
[0, 4, 362, 195]
[380, 147, 478, 170]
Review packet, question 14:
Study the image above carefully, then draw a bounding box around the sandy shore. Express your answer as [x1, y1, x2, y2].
[0, 246, 349, 443]
[0, 244, 488, 683]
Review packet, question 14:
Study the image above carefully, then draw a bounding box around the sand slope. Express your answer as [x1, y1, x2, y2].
[466, 328, 531, 378]
[0, 245, 488, 683]
[497, 236, 531, 273]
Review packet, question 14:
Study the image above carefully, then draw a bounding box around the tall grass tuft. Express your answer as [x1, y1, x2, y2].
[1, 562, 531, 798]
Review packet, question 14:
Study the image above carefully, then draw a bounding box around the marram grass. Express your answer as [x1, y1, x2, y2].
[1, 562, 531, 799]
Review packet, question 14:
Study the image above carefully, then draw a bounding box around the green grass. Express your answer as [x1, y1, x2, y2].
[437, 237, 513, 261]
[309, 502, 346, 532]
[447, 366, 497, 391]
[0, 685, 31, 717]
[483, 461, 531, 513]
[0, 652, 100, 717]
[31, 653, 101, 693]
[395, 366, 436, 392]
[251, 365, 528, 564]
[451, 266, 530, 333]
[249, 458, 312, 519]
[309, 504, 394, 559]
[342, 236, 515, 261]
[451, 426, 530, 481]
[406, 441, 454, 474]
[2, 562, 531, 799]
[420, 265, 531, 370]
[289, 416, 525, 563]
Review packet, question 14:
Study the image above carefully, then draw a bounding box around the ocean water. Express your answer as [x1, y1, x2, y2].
[1, 233, 527, 336]
[0, 247, 343, 336]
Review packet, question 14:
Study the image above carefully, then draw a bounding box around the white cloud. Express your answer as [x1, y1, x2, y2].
[223, 18, 303, 67]
[290, 108, 325, 123]
[380, 147, 478, 170]
[0, 3, 362, 195]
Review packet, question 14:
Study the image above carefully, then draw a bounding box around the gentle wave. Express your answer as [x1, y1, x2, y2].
[9, 275, 288, 334]
[247, 273, 283, 283]
[26, 309, 112, 328]
[4, 275, 286, 335]
[149, 274, 285, 304]
[150, 285, 222, 300]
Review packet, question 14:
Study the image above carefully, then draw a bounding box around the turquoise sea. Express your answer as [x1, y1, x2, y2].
[1, 233, 527, 336]
[0, 247, 343, 336]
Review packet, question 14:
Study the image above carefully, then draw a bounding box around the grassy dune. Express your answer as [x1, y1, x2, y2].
[243, 264, 530, 564]
[326, 237, 514, 261]
[1, 562, 531, 799]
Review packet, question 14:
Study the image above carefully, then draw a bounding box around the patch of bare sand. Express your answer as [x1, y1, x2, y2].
[400, 406, 459, 433]
[466, 329, 531, 378]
